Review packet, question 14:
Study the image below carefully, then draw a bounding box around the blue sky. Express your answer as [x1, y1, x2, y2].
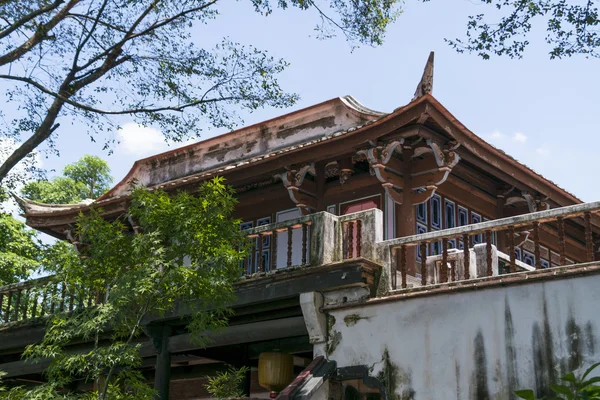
[4, 0, 600, 202]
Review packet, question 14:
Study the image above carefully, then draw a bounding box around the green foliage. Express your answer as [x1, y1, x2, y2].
[62, 155, 113, 199]
[204, 365, 251, 400]
[516, 362, 600, 400]
[9, 177, 249, 399]
[22, 155, 112, 203]
[433, 0, 600, 59]
[0, 0, 402, 183]
[0, 213, 40, 285]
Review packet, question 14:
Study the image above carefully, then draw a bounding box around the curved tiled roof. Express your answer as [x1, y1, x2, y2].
[16, 94, 581, 218]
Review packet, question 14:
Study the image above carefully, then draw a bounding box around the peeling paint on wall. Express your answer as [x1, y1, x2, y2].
[344, 314, 370, 327]
[326, 273, 600, 399]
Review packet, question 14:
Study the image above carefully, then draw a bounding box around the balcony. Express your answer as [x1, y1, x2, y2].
[1, 201, 599, 327]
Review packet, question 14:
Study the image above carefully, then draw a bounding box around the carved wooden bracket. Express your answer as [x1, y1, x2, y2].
[324, 159, 354, 185]
[358, 137, 460, 206]
[65, 226, 88, 257]
[275, 164, 317, 215]
[505, 189, 550, 213]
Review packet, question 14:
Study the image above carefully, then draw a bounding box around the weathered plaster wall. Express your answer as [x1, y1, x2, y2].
[326, 274, 600, 400]
[107, 97, 384, 198]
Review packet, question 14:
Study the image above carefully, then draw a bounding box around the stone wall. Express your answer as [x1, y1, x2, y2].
[324, 271, 600, 399]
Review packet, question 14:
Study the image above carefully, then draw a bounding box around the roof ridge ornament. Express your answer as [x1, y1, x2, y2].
[412, 51, 434, 101]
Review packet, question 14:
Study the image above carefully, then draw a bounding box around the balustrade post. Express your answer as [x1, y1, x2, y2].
[271, 230, 278, 271]
[533, 222, 541, 270]
[441, 239, 448, 283]
[257, 234, 264, 273]
[356, 220, 362, 258]
[486, 231, 493, 276]
[5, 291, 12, 323]
[585, 212, 593, 262]
[509, 226, 516, 273]
[420, 242, 427, 286]
[302, 223, 308, 265]
[347, 221, 355, 259]
[463, 234, 470, 280]
[400, 245, 407, 289]
[558, 217, 566, 266]
[287, 226, 293, 268]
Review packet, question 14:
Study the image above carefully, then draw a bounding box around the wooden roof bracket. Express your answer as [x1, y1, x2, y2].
[274, 163, 317, 215]
[357, 135, 459, 206]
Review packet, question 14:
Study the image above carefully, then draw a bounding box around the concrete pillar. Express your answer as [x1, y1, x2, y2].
[152, 325, 172, 400]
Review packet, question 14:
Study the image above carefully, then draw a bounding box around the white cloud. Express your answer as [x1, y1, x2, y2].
[117, 123, 197, 157]
[535, 144, 551, 156]
[513, 132, 527, 143]
[0, 138, 43, 214]
[490, 131, 504, 139]
[117, 123, 168, 156]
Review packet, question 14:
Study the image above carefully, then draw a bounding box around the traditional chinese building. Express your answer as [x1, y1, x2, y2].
[3, 53, 600, 399]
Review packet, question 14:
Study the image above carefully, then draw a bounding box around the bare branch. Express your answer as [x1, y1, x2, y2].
[76, 0, 218, 72]
[0, 0, 81, 67]
[0, 73, 246, 115]
[0, 0, 65, 40]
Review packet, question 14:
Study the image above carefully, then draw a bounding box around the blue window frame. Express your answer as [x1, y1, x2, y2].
[255, 249, 270, 272]
[431, 241, 442, 256]
[458, 206, 468, 227]
[540, 259, 550, 269]
[515, 247, 522, 261]
[472, 213, 483, 244]
[416, 203, 427, 224]
[445, 199, 456, 229]
[523, 251, 535, 267]
[257, 217, 271, 248]
[416, 222, 428, 261]
[430, 194, 442, 230]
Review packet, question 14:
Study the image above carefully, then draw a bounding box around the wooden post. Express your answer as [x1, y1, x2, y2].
[496, 190, 506, 253]
[558, 217, 566, 266]
[533, 222, 541, 269]
[508, 226, 516, 273]
[463, 234, 470, 280]
[153, 325, 172, 400]
[315, 161, 326, 212]
[397, 147, 415, 275]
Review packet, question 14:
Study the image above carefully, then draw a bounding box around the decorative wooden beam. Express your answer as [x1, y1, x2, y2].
[359, 137, 459, 206]
[275, 164, 317, 215]
[505, 189, 551, 213]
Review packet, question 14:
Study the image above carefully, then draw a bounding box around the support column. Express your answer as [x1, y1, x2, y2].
[315, 161, 326, 212]
[397, 147, 416, 275]
[496, 190, 506, 253]
[152, 325, 172, 400]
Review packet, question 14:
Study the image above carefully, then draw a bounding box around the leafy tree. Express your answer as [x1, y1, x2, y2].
[0, 0, 401, 184]
[22, 155, 112, 203]
[205, 365, 250, 400]
[0, 210, 40, 286]
[7, 177, 249, 399]
[516, 362, 600, 399]
[63, 155, 112, 199]
[432, 0, 600, 59]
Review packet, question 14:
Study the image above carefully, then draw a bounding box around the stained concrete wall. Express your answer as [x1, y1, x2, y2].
[325, 273, 600, 400]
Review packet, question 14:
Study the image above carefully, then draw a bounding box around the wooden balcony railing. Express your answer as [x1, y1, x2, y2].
[0, 209, 384, 326]
[382, 200, 600, 290]
[0, 276, 102, 325]
[242, 209, 382, 277]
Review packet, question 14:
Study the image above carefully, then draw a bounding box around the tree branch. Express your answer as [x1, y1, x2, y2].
[0, 73, 247, 115]
[0, 0, 65, 40]
[0, 0, 81, 67]
[76, 0, 218, 72]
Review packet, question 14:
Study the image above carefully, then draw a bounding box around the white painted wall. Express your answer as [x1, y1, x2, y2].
[326, 274, 600, 400]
